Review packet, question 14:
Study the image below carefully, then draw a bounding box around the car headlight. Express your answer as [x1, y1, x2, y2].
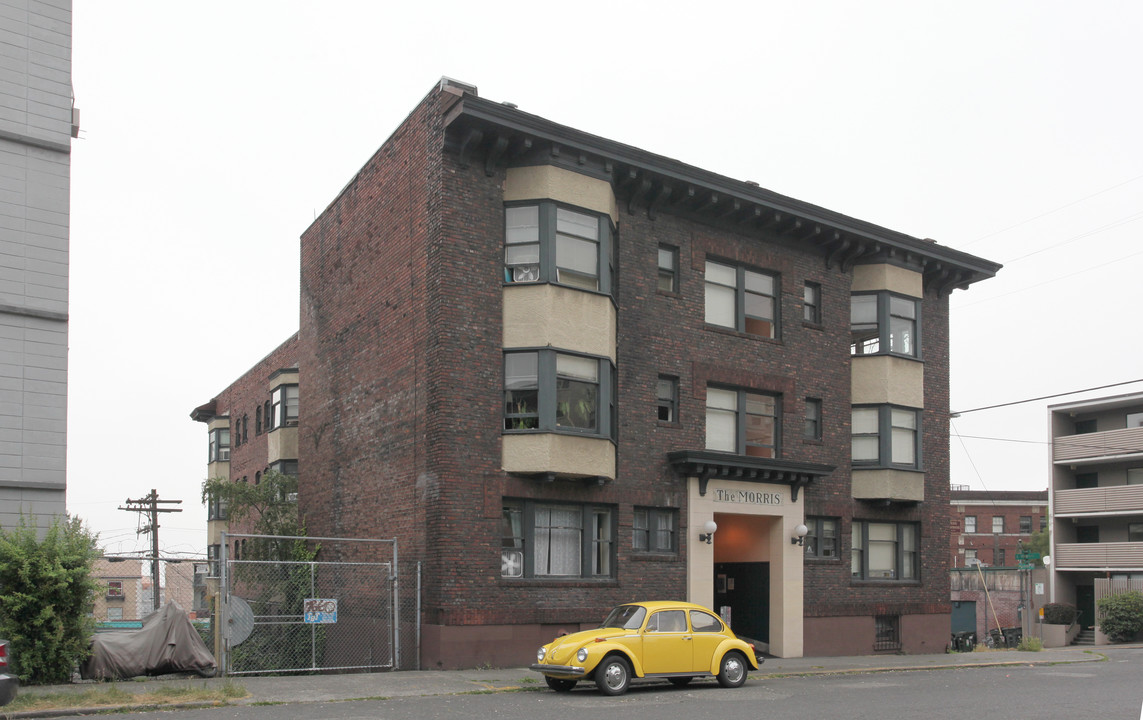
[537, 647, 546, 662]
[577, 648, 588, 662]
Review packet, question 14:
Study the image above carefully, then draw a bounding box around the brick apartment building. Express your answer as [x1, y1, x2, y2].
[194, 79, 1000, 668]
[950, 488, 1048, 568]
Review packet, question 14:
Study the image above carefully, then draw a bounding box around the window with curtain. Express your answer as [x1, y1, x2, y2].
[502, 500, 615, 579]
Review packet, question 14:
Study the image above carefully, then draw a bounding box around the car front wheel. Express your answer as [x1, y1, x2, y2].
[594, 655, 631, 696]
[545, 676, 577, 692]
[716, 651, 748, 688]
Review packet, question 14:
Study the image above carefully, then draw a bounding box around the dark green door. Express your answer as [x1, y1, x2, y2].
[1075, 585, 1096, 629]
[713, 562, 770, 644]
[951, 600, 977, 633]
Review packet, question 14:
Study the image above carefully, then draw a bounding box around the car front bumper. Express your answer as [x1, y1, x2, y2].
[530, 663, 587, 677]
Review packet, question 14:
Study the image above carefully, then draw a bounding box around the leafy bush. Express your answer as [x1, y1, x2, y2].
[1041, 602, 1078, 625]
[1098, 591, 1143, 643]
[0, 515, 101, 683]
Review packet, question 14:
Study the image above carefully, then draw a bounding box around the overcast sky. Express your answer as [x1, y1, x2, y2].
[67, 2, 1143, 557]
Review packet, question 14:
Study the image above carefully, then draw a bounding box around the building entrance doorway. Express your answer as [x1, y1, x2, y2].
[1075, 585, 1096, 629]
[714, 562, 769, 644]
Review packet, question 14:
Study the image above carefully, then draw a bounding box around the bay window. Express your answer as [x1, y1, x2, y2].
[852, 405, 920, 469]
[706, 386, 780, 458]
[269, 384, 299, 430]
[502, 500, 616, 578]
[850, 291, 920, 357]
[503, 350, 616, 439]
[504, 202, 615, 295]
[208, 428, 230, 462]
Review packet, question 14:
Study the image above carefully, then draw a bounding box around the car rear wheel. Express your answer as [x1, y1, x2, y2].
[716, 651, 748, 688]
[545, 676, 577, 692]
[594, 655, 631, 696]
[668, 677, 693, 687]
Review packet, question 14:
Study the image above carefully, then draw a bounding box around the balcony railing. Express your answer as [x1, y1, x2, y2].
[1053, 426, 1143, 463]
[1054, 485, 1143, 515]
[1054, 542, 1143, 569]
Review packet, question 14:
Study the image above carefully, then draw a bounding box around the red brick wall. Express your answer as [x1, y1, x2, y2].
[292, 84, 962, 659]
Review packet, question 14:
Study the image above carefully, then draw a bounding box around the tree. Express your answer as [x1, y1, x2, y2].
[202, 470, 307, 561]
[201, 471, 320, 672]
[0, 515, 101, 684]
[1025, 524, 1049, 566]
[1098, 590, 1143, 643]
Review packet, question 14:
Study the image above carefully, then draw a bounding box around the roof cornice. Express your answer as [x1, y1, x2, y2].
[445, 94, 1002, 294]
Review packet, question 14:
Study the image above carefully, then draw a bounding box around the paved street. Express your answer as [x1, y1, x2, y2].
[20, 649, 1143, 720]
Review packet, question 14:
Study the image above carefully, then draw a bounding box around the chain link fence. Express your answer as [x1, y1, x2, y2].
[219, 534, 421, 675]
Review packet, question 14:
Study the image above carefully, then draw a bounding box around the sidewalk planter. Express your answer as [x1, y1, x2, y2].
[1039, 621, 1081, 648]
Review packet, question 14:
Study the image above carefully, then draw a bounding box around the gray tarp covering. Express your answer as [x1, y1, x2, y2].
[80, 602, 216, 680]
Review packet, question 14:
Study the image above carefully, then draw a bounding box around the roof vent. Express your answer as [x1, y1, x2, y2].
[745, 180, 760, 187]
[502, 101, 518, 109]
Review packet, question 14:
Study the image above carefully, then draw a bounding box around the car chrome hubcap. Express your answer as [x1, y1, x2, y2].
[605, 663, 626, 688]
[724, 657, 744, 683]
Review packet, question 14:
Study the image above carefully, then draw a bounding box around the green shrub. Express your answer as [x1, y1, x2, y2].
[1098, 591, 1143, 643]
[1041, 602, 1078, 625]
[0, 515, 101, 684]
[1016, 636, 1043, 652]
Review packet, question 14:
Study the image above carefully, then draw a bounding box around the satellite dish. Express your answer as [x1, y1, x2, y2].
[228, 596, 254, 646]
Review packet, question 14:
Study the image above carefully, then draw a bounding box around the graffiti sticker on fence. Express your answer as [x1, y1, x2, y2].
[304, 598, 338, 624]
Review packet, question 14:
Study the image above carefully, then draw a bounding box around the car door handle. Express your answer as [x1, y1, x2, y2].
[683, 635, 692, 640]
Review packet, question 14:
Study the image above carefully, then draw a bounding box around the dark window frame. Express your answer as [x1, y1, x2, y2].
[657, 375, 679, 424]
[706, 385, 781, 458]
[804, 397, 822, 440]
[503, 201, 616, 297]
[803, 516, 839, 559]
[851, 520, 919, 582]
[704, 258, 780, 339]
[657, 244, 679, 293]
[633, 507, 678, 554]
[501, 499, 617, 579]
[503, 349, 617, 441]
[850, 291, 921, 358]
[851, 404, 922, 470]
[208, 428, 230, 463]
[269, 384, 299, 430]
[803, 281, 822, 324]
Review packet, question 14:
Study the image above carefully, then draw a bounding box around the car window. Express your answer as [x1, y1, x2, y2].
[690, 610, 723, 633]
[600, 605, 646, 630]
[647, 610, 686, 633]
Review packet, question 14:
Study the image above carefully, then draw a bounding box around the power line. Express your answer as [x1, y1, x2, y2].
[963, 173, 1143, 247]
[952, 378, 1143, 416]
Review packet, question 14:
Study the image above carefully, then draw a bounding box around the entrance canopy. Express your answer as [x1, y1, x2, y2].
[667, 450, 835, 501]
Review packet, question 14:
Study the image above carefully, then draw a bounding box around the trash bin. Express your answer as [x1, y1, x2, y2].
[962, 632, 976, 651]
[1004, 627, 1022, 647]
[989, 628, 1005, 648]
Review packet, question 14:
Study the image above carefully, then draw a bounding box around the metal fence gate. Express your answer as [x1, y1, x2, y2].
[218, 533, 419, 676]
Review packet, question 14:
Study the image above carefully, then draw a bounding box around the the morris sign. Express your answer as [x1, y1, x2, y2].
[712, 488, 783, 505]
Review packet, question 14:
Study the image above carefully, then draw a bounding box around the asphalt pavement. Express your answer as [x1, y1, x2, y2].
[8, 645, 1119, 718]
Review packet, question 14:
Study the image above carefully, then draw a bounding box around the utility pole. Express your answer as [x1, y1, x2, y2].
[119, 489, 182, 612]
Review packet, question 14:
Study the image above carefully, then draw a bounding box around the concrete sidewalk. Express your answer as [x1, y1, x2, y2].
[10, 645, 1118, 717]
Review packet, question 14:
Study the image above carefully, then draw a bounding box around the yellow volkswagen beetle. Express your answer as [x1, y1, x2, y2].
[530, 601, 761, 695]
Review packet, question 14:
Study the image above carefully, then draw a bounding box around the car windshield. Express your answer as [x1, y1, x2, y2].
[600, 605, 646, 630]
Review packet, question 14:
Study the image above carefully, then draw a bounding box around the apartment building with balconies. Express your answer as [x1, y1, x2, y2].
[1048, 393, 1143, 628]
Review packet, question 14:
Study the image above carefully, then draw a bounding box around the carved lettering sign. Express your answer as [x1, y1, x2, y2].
[712, 488, 783, 505]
